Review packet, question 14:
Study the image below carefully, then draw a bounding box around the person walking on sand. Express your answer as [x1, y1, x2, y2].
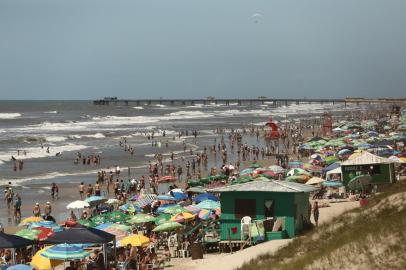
[33, 202, 41, 217]
[312, 201, 319, 227]
[79, 182, 85, 199]
[14, 194, 22, 221]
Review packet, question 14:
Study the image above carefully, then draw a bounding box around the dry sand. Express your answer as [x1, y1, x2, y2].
[169, 200, 359, 270]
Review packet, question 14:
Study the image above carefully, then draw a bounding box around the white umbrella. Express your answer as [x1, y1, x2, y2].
[305, 177, 325, 185]
[66, 200, 90, 210]
[106, 198, 120, 204]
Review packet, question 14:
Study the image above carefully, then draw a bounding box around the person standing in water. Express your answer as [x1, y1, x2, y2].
[79, 182, 85, 199]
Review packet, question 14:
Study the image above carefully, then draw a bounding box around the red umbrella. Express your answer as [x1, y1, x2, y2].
[158, 175, 177, 183]
[33, 227, 55, 241]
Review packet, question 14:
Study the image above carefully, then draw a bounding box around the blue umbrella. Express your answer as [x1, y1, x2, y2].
[29, 220, 63, 232]
[193, 193, 218, 203]
[338, 149, 352, 156]
[157, 195, 176, 201]
[94, 223, 114, 231]
[171, 192, 187, 201]
[119, 203, 140, 213]
[6, 265, 34, 270]
[41, 243, 90, 260]
[84, 196, 107, 206]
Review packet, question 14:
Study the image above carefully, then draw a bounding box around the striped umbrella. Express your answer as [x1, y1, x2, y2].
[133, 194, 157, 208]
[29, 221, 63, 232]
[31, 246, 63, 270]
[15, 229, 40, 240]
[19, 216, 43, 226]
[40, 244, 90, 260]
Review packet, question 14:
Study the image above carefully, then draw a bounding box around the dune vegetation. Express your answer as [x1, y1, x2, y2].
[237, 180, 406, 270]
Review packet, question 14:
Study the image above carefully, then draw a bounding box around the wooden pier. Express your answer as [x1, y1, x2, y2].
[93, 98, 406, 106]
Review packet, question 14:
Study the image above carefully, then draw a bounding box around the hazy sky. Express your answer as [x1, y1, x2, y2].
[1, 0, 405, 99]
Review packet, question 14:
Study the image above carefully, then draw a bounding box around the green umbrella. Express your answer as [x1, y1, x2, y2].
[15, 229, 40, 240]
[155, 214, 171, 225]
[128, 214, 156, 224]
[250, 163, 261, 169]
[152, 221, 183, 232]
[91, 214, 108, 225]
[348, 175, 372, 191]
[78, 219, 96, 227]
[107, 211, 129, 223]
[325, 156, 339, 165]
[196, 200, 220, 210]
[162, 205, 189, 215]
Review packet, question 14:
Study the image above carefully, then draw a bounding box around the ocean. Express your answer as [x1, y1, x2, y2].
[0, 100, 374, 187]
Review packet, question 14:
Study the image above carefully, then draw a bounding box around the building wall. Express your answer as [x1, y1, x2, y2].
[219, 191, 310, 241]
[342, 163, 395, 187]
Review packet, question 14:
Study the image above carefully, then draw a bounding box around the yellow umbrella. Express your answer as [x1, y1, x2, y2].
[20, 216, 43, 226]
[348, 152, 362, 160]
[400, 157, 406, 163]
[170, 212, 195, 222]
[31, 246, 63, 270]
[120, 234, 150, 247]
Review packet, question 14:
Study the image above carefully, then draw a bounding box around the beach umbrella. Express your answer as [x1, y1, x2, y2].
[267, 165, 285, 174]
[171, 192, 188, 201]
[198, 209, 215, 220]
[33, 227, 55, 241]
[78, 219, 96, 228]
[348, 175, 372, 191]
[259, 170, 277, 179]
[66, 200, 89, 210]
[119, 203, 140, 214]
[133, 194, 158, 208]
[157, 194, 176, 201]
[31, 246, 64, 270]
[186, 186, 207, 193]
[184, 205, 201, 214]
[154, 214, 172, 225]
[388, 156, 406, 163]
[305, 177, 325, 185]
[196, 200, 220, 210]
[193, 193, 218, 203]
[286, 175, 308, 183]
[128, 214, 156, 224]
[338, 149, 352, 156]
[286, 168, 310, 177]
[162, 205, 189, 215]
[288, 160, 304, 168]
[106, 210, 129, 223]
[250, 163, 261, 169]
[7, 265, 34, 270]
[325, 156, 339, 165]
[41, 243, 90, 260]
[322, 181, 343, 188]
[119, 234, 150, 247]
[104, 228, 128, 241]
[20, 216, 43, 226]
[152, 221, 183, 232]
[84, 196, 107, 206]
[91, 214, 108, 225]
[106, 198, 120, 204]
[15, 229, 40, 241]
[170, 212, 195, 223]
[240, 168, 254, 175]
[30, 221, 63, 232]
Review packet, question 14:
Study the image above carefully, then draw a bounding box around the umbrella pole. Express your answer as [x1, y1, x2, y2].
[113, 237, 117, 268]
[103, 243, 107, 268]
[12, 248, 16, 264]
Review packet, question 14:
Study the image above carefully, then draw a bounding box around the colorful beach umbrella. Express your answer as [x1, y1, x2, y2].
[78, 219, 96, 227]
[152, 221, 183, 232]
[162, 205, 189, 215]
[119, 234, 150, 247]
[157, 195, 176, 201]
[184, 205, 201, 214]
[29, 221, 63, 232]
[15, 229, 40, 241]
[171, 192, 188, 201]
[128, 214, 156, 224]
[31, 246, 64, 270]
[107, 210, 129, 223]
[40, 243, 90, 260]
[155, 213, 171, 225]
[20, 216, 43, 226]
[119, 203, 140, 214]
[322, 181, 343, 188]
[196, 200, 220, 210]
[170, 212, 195, 223]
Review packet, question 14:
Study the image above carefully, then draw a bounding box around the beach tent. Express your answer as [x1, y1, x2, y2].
[326, 167, 342, 181]
[0, 233, 34, 249]
[321, 162, 340, 175]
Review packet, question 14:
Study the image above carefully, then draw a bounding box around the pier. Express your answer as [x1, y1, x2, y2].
[93, 98, 406, 106]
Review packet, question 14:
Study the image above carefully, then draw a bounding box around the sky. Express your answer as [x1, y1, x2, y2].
[0, 0, 405, 100]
